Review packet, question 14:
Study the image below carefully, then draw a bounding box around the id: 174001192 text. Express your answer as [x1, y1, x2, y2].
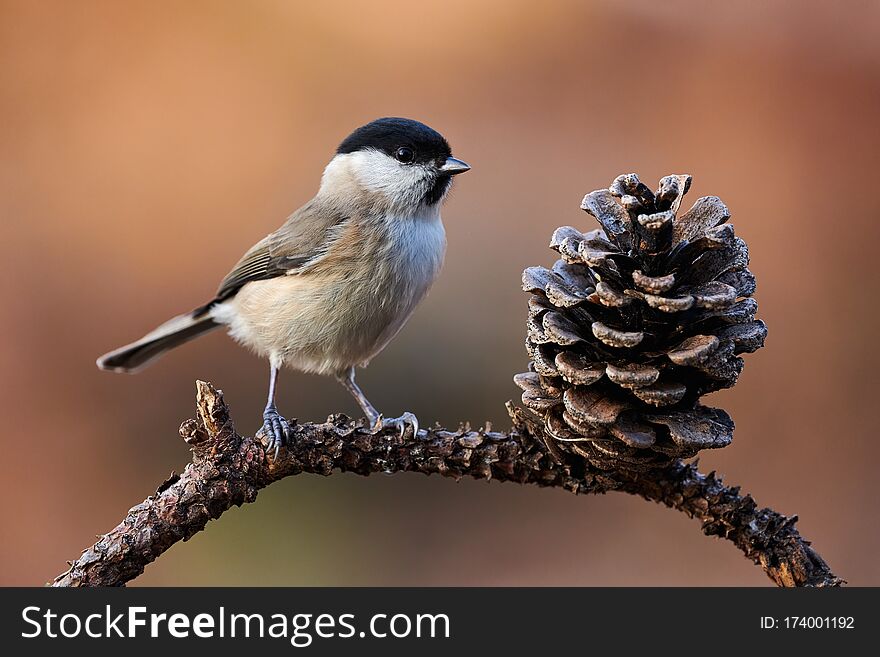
[760, 616, 854, 630]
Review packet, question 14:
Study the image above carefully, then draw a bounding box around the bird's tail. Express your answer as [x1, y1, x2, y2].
[97, 305, 219, 374]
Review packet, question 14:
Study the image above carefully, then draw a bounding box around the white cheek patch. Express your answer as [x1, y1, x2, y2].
[345, 150, 431, 207]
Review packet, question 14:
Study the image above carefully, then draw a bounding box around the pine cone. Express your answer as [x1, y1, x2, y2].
[515, 173, 766, 471]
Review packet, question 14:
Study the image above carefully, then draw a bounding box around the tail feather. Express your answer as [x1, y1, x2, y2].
[97, 308, 219, 374]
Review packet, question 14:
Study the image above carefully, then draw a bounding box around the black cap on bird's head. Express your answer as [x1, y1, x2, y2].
[337, 117, 470, 176]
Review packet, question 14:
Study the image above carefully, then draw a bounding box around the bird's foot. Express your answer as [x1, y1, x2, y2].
[371, 412, 419, 439]
[374, 412, 419, 439]
[262, 407, 291, 460]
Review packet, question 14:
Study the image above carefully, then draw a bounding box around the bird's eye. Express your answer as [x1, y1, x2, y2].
[395, 147, 415, 164]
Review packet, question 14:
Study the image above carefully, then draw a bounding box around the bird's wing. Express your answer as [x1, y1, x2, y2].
[213, 201, 349, 302]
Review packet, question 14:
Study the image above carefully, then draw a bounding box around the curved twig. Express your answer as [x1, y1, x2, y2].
[52, 381, 842, 587]
[617, 464, 843, 587]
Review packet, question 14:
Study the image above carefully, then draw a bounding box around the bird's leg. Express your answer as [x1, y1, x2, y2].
[336, 366, 419, 438]
[336, 367, 380, 425]
[262, 364, 291, 459]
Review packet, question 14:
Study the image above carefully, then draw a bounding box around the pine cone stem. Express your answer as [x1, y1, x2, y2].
[617, 462, 844, 587]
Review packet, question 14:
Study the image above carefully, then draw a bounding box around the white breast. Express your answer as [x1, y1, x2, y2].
[386, 207, 447, 297]
[368, 208, 446, 354]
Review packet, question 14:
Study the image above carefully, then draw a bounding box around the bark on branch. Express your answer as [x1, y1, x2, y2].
[52, 381, 842, 587]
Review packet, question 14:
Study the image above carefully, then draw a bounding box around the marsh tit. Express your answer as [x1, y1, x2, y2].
[97, 117, 470, 457]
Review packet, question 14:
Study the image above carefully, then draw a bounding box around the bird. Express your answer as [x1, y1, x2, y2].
[97, 117, 470, 458]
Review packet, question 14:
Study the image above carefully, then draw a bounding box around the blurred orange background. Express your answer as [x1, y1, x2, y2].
[1, 0, 878, 586]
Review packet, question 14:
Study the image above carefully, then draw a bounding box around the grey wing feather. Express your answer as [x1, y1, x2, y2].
[213, 201, 347, 303]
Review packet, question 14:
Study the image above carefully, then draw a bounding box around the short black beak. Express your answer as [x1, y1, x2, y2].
[440, 157, 471, 175]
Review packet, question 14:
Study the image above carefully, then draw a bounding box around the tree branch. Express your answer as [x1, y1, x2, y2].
[617, 463, 843, 587]
[52, 381, 842, 587]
